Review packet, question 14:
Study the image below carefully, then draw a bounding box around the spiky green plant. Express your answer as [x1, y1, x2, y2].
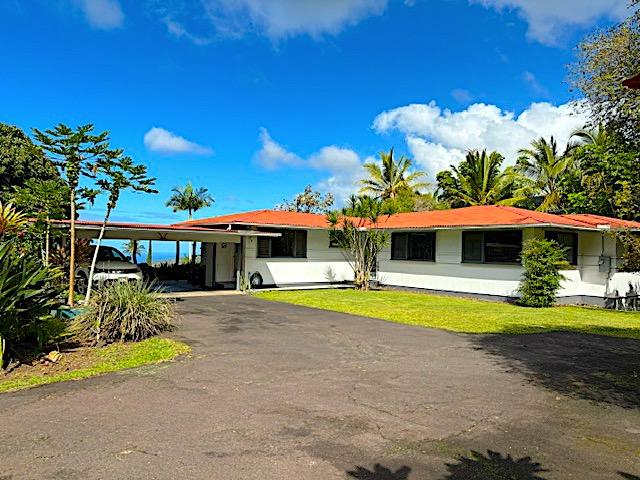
[0, 240, 65, 366]
[72, 281, 175, 343]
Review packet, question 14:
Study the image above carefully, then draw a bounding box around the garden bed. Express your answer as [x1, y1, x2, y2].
[0, 338, 190, 393]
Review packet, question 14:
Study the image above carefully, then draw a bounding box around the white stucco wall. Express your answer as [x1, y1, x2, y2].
[243, 229, 353, 285]
[377, 229, 532, 297]
[377, 227, 617, 300]
[239, 225, 621, 302]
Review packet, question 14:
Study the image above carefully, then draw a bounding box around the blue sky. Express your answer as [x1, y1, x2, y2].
[0, 0, 631, 258]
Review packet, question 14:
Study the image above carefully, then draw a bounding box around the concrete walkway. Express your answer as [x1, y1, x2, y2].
[0, 295, 638, 479]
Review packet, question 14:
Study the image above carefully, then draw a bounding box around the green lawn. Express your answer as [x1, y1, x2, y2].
[0, 338, 191, 393]
[254, 289, 640, 339]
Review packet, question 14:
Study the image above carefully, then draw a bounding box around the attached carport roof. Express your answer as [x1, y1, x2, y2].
[50, 219, 280, 242]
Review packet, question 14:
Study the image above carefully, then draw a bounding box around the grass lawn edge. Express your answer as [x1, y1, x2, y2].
[253, 289, 640, 340]
[0, 337, 191, 394]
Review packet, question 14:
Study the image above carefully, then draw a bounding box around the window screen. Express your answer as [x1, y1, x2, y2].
[545, 230, 578, 265]
[391, 232, 436, 261]
[391, 233, 408, 260]
[462, 232, 483, 263]
[484, 230, 522, 263]
[408, 233, 436, 261]
[463, 230, 523, 264]
[257, 230, 307, 258]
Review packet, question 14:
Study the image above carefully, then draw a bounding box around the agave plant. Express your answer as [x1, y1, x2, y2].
[0, 240, 65, 366]
[0, 202, 28, 237]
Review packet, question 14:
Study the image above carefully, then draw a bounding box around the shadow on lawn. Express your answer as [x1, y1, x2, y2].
[471, 330, 640, 409]
[347, 450, 548, 479]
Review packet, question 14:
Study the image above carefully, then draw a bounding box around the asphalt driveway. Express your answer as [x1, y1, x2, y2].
[0, 294, 639, 479]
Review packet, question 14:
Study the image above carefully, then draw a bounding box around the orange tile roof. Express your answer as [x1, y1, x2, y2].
[175, 209, 340, 229]
[174, 206, 639, 231]
[375, 206, 595, 229]
[560, 213, 640, 230]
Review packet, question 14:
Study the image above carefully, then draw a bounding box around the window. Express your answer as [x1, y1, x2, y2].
[328, 231, 340, 248]
[391, 232, 436, 261]
[545, 230, 578, 265]
[96, 246, 128, 262]
[257, 229, 307, 258]
[462, 230, 523, 264]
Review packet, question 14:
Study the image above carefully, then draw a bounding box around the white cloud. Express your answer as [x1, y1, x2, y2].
[451, 88, 474, 104]
[470, 0, 629, 45]
[77, 0, 124, 29]
[143, 127, 213, 155]
[254, 129, 366, 202]
[160, 0, 388, 43]
[254, 128, 303, 169]
[373, 100, 589, 177]
[164, 19, 213, 46]
[522, 71, 549, 98]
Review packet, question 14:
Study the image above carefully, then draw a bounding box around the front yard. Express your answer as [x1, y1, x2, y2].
[0, 338, 190, 393]
[254, 289, 640, 339]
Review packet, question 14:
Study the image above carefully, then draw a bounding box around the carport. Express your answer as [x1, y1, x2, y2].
[51, 220, 279, 291]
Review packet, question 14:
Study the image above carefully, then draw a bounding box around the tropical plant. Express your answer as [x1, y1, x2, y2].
[11, 179, 70, 265]
[34, 124, 108, 305]
[569, 1, 640, 145]
[0, 202, 28, 237]
[569, 124, 610, 149]
[0, 123, 60, 203]
[49, 239, 93, 275]
[84, 153, 156, 302]
[437, 150, 528, 207]
[328, 196, 390, 291]
[516, 137, 573, 212]
[166, 182, 214, 264]
[561, 131, 640, 220]
[615, 231, 640, 273]
[276, 185, 334, 213]
[0, 240, 65, 367]
[360, 148, 428, 200]
[518, 239, 570, 308]
[71, 281, 175, 343]
[122, 240, 145, 263]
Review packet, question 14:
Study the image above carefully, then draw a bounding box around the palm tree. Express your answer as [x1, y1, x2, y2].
[445, 150, 527, 206]
[516, 137, 573, 212]
[122, 240, 145, 264]
[359, 148, 428, 199]
[569, 124, 609, 148]
[166, 182, 214, 264]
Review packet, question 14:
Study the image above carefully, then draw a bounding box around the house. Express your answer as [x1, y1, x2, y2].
[175, 205, 640, 305]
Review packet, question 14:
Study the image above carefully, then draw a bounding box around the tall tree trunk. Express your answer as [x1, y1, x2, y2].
[146, 240, 152, 265]
[44, 216, 50, 267]
[175, 241, 180, 265]
[68, 190, 76, 306]
[84, 206, 111, 303]
[132, 240, 138, 264]
[191, 241, 197, 264]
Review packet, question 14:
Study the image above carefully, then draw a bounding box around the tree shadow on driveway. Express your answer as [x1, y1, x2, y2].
[347, 449, 548, 479]
[470, 331, 640, 409]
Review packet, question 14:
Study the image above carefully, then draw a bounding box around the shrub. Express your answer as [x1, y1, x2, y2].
[616, 231, 640, 272]
[0, 240, 65, 366]
[518, 239, 570, 308]
[72, 281, 175, 343]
